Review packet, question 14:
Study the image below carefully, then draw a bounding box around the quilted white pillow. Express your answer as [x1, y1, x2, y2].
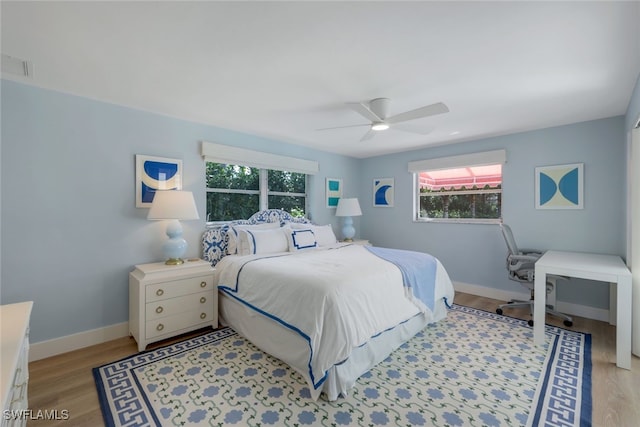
[228, 222, 281, 255]
[239, 227, 289, 255]
[285, 228, 318, 252]
[290, 223, 337, 247]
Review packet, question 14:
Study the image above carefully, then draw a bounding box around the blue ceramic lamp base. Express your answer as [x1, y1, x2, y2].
[341, 216, 355, 242]
[163, 219, 188, 265]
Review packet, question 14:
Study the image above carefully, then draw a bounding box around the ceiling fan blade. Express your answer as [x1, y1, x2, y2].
[386, 102, 449, 124]
[347, 102, 383, 122]
[316, 123, 370, 131]
[360, 128, 376, 142]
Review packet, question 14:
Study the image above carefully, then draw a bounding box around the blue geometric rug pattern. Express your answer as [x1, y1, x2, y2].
[94, 305, 591, 426]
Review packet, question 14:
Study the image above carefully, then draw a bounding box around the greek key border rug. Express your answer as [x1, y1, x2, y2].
[94, 305, 591, 426]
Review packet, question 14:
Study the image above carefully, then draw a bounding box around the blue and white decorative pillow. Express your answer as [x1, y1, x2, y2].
[286, 228, 317, 251]
[202, 225, 229, 266]
[290, 223, 337, 247]
[202, 210, 314, 266]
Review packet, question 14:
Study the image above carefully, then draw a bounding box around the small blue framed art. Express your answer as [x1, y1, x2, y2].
[326, 178, 343, 208]
[373, 177, 394, 207]
[135, 154, 183, 208]
[535, 163, 583, 209]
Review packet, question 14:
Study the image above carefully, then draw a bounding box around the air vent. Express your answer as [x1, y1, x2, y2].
[1, 54, 33, 77]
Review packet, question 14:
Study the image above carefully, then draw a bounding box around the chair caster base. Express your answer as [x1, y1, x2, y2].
[496, 308, 503, 315]
[563, 320, 573, 327]
[527, 319, 534, 327]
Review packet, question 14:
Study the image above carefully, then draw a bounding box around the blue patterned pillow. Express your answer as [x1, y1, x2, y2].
[202, 210, 313, 265]
[202, 225, 229, 266]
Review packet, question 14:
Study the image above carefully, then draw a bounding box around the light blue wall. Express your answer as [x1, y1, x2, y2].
[360, 117, 627, 309]
[1, 76, 634, 343]
[0, 80, 359, 343]
[627, 73, 640, 131]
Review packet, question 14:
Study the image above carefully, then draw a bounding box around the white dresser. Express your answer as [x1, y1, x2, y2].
[1, 301, 33, 427]
[129, 260, 216, 352]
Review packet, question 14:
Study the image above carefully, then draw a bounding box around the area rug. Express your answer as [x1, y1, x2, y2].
[94, 305, 591, 426]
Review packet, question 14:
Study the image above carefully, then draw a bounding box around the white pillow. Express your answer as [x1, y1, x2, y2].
[239, 227, 289, 255]
[290, 223, 337, 247]
[228, 222, 280, 255]
[285, 228, 318, 252]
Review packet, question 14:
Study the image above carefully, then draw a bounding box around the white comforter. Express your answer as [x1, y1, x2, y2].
[214, 244, 454, 395]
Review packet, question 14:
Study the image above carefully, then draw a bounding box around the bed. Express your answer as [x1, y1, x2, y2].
[202, 209, 455, 401]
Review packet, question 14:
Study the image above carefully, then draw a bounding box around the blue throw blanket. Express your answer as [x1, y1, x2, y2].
[365, 246, 438, 311]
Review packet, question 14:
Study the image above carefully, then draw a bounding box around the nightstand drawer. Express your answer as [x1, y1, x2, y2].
[146, 275, 213, 302]
[146, 307, 215, 339]
[146, 290, 214, 321]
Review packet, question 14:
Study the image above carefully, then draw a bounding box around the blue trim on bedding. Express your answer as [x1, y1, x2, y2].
[365, 246, 438, 311]
[219, 252, 328, 389]
[444, 297, 452, 309]
[245, 230, 257, 254]
[218, 245, 440, 392]
[219, 285, 433, 391]
[291, 229, 317, 250]
[218, 287, 327, 389]
[222, 253, 292, 293]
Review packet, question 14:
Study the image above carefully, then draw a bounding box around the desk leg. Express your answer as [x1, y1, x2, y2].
[533, 267, 546, 347]
[609, 283, 617, 326]
[616, 277, 632, 370]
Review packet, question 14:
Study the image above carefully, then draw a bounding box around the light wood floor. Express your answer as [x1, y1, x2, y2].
[26, 292, 639, 426]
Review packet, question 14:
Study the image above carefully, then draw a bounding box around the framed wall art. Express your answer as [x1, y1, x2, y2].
[535, 163, 583, 209]
[373, 177, 394, 207]
[135, 155, 183, 208]
[326, 178, 343, 208]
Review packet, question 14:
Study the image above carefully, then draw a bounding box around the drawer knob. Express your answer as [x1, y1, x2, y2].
[200, 297, 206, 304]
[155, 306, 163, 314]
[156, 289, 164, 297]
[156, 323, 164, 331]
[200, 281, 207, 288]
[200, 313, 207, 319]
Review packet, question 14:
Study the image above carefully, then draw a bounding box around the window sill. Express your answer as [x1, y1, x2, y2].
[414, 218, 502, 225]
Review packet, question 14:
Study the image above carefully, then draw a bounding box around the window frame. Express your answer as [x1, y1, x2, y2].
[409, 150, 505, 225]
[205, 164, 308, 223]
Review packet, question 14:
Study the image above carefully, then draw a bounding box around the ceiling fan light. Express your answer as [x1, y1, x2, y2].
[371, 122, 389, 131]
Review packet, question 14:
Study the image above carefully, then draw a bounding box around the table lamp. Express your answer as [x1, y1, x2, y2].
[335, 197, 362, 242]
[147, 190, 200, 265]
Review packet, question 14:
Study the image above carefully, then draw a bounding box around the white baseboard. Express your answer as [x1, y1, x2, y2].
[453, 281, 610, 323]
[29, 322, 129, 362]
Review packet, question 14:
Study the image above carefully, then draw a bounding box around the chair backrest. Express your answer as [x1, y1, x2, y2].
[500, 223, 520, 256]
[500, 223, 533, 283]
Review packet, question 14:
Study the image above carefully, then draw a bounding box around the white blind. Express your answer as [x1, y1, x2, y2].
[201, 141, 319, 175]
[408, 149, 507, 173]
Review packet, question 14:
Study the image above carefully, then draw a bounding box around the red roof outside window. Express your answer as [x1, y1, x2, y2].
[419, 164, 502, 191]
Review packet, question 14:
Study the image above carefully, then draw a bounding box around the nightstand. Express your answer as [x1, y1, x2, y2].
[129, 259, 216, 351]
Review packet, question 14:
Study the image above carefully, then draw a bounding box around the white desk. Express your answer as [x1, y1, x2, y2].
[534, 250, 632, 370]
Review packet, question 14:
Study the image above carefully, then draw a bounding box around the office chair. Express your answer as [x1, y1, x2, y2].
[497, 224, 573, 327]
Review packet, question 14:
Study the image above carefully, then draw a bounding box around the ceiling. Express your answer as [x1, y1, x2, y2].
[2, 1, 639, 159]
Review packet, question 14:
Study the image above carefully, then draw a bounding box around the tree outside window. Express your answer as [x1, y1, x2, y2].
[206, 163, 306, 221]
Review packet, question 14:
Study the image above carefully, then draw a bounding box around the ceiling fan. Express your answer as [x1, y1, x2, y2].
[318, 98, 449, 141]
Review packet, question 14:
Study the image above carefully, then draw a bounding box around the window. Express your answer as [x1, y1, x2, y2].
[201, 141, 318, 222]
[205, 163, 307, 221]
[417, 165, 502, 221]
[409, 150, 505, 223]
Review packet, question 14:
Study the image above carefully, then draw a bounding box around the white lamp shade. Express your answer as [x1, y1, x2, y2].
[147, 190, 200, 220]
[335, 198, 362, 217]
